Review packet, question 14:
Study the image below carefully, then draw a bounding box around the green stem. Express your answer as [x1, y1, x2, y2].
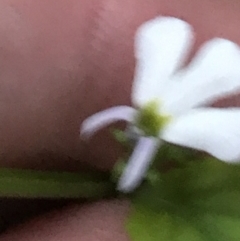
[0, 168, 115, 199]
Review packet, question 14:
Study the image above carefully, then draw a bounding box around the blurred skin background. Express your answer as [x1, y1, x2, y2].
[0, 0, 240, 240]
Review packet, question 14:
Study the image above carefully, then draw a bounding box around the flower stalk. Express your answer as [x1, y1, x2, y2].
[0, 168, 115, 199]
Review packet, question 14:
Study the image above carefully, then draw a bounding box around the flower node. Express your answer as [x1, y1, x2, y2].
[136, 100, 171, 137]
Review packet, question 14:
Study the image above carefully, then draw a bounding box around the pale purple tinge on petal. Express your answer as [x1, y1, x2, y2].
[162, 107, 240, 162]
[161, 38, 240, 116]
[124, 124, 144, 144]
[132, 17, 194, 107]
[117, 137, 160, 193]
[80, 106, 137, 139]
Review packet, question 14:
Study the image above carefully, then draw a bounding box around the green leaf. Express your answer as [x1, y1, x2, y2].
[128, 209, 203, 241]
[127, 159, 240, 241]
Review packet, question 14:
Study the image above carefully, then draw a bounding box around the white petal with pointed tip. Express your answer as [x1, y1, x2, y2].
[117, 137, 160, 193]
[132, 17, 194, 107]
[162, 108, 240, 162]
[80, 106, 136, 139]
[161, 38, 240, 115]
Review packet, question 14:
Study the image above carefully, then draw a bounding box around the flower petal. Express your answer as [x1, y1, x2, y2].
[162, 108, 240, 162]
[80, 106, 136, 139]
[132, 17, 194, 107]
[162, 38, 240, 115]
[117, 137, 160, 192]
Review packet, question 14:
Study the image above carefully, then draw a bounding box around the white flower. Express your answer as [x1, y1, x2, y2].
[80, 17, 240, 193]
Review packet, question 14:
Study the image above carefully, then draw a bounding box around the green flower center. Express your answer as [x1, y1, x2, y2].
[136, 100, 171, 137]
